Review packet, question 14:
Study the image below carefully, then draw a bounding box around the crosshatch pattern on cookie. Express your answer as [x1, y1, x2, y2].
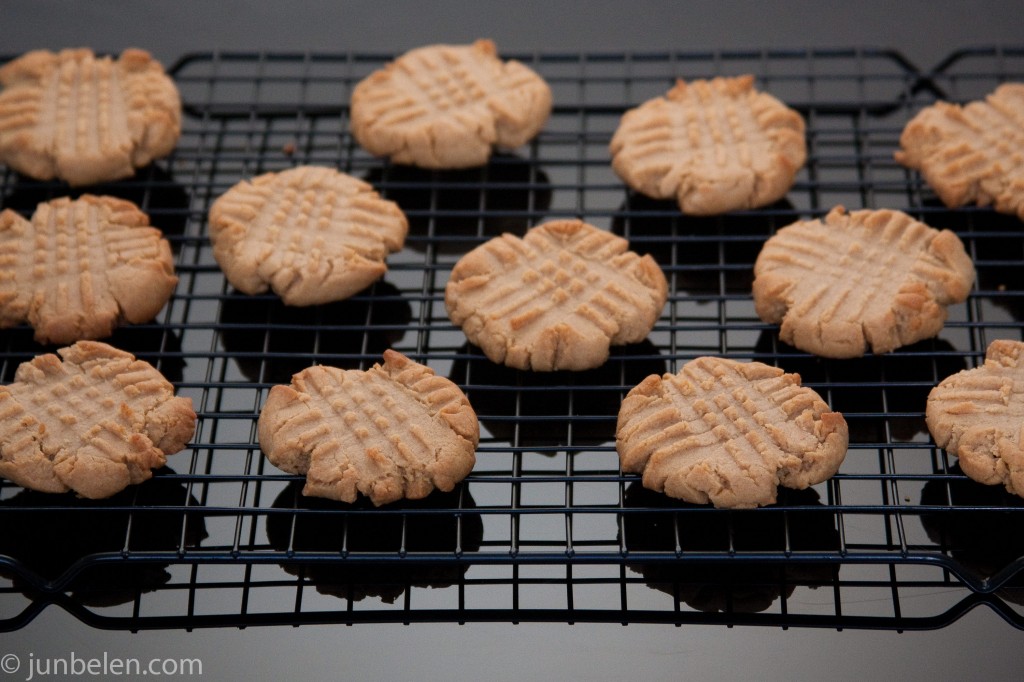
[445, 220, 668, 371]
[896, 83, 1024, 220]
[609, 75, 806, 215]
[0, 341, 196, 499]
[616, 356, 848, 509]
[753, 206, 975, 359]
[208, 166, 407, 306]
[927, 339, 1024, 497]
[0, 195, 178, 345]
[258, 350, 478, 507]
[0, 48, 181, 186]
[350, 39, 552, 168]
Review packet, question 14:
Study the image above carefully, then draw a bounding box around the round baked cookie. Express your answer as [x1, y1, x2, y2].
[258, 350, 478, 506]
[752, 206, 975, 359]
[208, 165, 408, 306]
[0, 195, 178, 345]
[0, 48, 181, 186]
[350, 39, 552, 169]
[445, 219, 668, 371]
[926, 339, 1024, 497]
[896, 83, 1024, 220]
[0, 341, 196, 499]
[616, 356, 848, 509]
[609, 75, 806, 215]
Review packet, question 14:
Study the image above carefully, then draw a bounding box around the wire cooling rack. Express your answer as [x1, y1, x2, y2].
[0, 47, 1023, 632]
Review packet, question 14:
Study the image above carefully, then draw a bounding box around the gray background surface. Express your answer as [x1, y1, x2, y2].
[5, 0, 1023, 70]
[3, 1, 1023, 679]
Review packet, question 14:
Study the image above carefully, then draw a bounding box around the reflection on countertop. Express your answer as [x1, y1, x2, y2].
[621, 482, 839, 614]
[0, 163, 189, 249]
[217, 280, 411, 384]
[923, 203, 1024, 323]
[611, 192, 793, 297]
[920, 464, 1024, 605]
[0, 468, 206, 607]
[364, 153, 552, 255]
[0, 325, 186, 386]
[754, 332, 967, 443]
[265, 481, 482, 603]
[448, 340, 666, 450]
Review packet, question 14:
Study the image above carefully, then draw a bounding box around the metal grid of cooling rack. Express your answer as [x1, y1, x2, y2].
[0, 47, 1023, 632]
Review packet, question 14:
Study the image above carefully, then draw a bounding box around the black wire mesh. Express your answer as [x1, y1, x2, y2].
[0, 47, 1023, 632]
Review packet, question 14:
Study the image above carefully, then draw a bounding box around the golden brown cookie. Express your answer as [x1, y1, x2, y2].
[350, 39, 552, 169]
[0, 341, 196, 499]
[616, 356, 848, 509]
[752, 206, 975, 359]
[208, 165, 408, 306]
[0, 195, 178, 345]
[0, 48, 181, 186]
[445, 219, 668, 371]
[609, 75, 806, 215]
[926, 339, 1024, 497]
[896, 83, 1024, 220]
[258, 350, 478, 506]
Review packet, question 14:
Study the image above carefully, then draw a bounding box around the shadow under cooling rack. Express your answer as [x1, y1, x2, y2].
[0, 46, 1023, 632]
